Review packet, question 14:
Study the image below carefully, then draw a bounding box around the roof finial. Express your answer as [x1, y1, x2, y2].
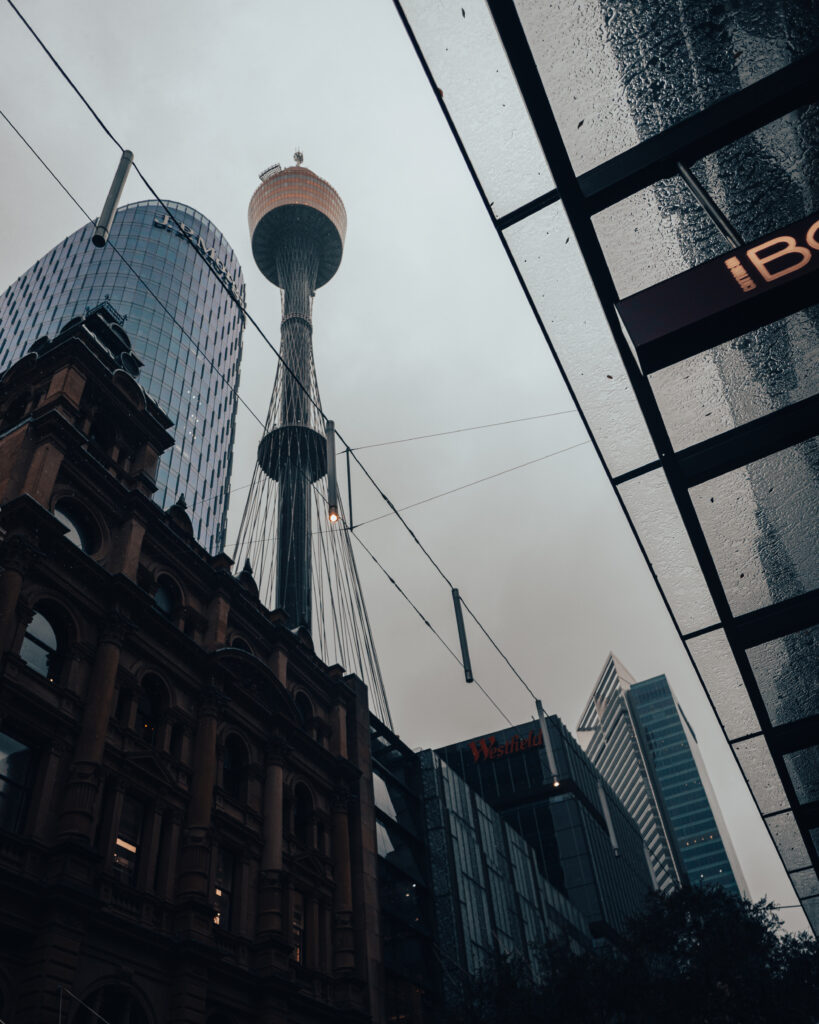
[293, 149, 304, 166]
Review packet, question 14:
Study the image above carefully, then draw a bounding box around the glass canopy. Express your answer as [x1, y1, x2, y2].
[397, 0, 819, 933]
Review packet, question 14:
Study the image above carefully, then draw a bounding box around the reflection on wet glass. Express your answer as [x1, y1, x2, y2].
[745, 626, 819, 727]
[691, 441, 819, 616]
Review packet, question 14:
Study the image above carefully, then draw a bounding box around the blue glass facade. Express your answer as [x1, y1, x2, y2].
[436, 717, 654, 940]
[0, 201, 245, 552]
[628, 676, 742, 895]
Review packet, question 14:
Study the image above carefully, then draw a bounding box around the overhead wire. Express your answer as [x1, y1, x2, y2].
[350, 409, 578, 450]
[1, 0, 579, 724]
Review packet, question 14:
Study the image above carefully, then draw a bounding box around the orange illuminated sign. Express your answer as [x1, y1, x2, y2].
[617, 210, 819, 373]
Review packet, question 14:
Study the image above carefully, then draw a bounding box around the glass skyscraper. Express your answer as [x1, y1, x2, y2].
[0, 200, 245, 552]
[629, 674, 744, 894]
[579, 656, 745, 896]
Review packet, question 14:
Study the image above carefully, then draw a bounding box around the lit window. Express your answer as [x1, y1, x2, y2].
[113, 796, 143, 884]
[213, 848, 235, 928]
[20, 609, 60, 682]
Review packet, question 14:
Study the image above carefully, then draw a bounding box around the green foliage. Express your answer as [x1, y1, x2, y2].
[444, 886, 819, 1024]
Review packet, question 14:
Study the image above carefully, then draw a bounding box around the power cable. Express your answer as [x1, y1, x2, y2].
[353, 440, 589, 528]
[351, 409, 578, 450]
[1, 4, 573, 721]
[351, 531, 513, 725]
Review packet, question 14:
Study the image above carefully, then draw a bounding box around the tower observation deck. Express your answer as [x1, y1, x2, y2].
[234, 158, 392, 726]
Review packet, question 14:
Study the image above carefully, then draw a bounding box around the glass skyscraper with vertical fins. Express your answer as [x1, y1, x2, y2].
[579, 655, 745, 896]
[0, 200, 245, 552]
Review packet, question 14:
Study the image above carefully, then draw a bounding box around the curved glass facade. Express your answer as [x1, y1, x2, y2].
[0, 200, 245, 552]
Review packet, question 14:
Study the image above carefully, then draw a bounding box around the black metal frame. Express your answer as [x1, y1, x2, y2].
[393, 0, 819, 919]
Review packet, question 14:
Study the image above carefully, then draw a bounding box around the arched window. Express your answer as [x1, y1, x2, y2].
[135, 677, 163, 745]
[293, 783, 313, 847]
[153, 577, 178, 618]
[53, 499, 100, 554]
[222, 736, 247, 802]
[20, 607, 61, 682]
[71, 985, 150, 1024]
[294, 692, 312, 729]
[230, 636, 251, 653]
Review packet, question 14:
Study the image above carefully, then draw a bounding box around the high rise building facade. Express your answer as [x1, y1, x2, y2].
[577, 656, 680, 893]
[628, 674, 745, 894]
[578, 655, 745, 896]
[0, 200, 245, 552]
[436, 716, 654, 940]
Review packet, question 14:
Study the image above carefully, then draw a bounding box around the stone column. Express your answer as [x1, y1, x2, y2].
[332, 786, 355, 973]
[0, 535, 35, 654]
[138, 803, 164, 891]
[156, 809, 183, 901]
[176, 688, 221, 899]
[307, 896, 321, 969]
[258, 740, 286, 936]
[58, 614, 129, 842]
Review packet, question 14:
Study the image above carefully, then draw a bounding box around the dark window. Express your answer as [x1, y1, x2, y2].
[291, 890, 304, 963]
[294, 692, 312, 728]
[153, 578, 177, 617]
[231, 636, 251, 652]
[170, 723, 185, 760]
[222, 736, 246, 801]
[72, 986, 149, 1024]
[113, 796, 143, 884]
[20, 609, 60, 682]
[213, 848, 235, 929]
[0, 731, 35, 833]
[53, 499, 99, 554]
[135, 679, 162, 745]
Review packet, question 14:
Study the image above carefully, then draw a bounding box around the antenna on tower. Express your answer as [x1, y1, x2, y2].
[294, 149, 304, 166]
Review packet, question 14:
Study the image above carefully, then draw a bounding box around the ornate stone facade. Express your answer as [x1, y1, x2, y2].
[0, 311, 383, 1023]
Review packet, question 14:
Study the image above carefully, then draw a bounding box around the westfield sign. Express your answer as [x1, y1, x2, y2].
[468, 729, 543, 764]
[617, 210, 819, 373]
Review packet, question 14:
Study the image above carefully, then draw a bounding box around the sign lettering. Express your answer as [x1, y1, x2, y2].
[468, 729, 543, 764]
[616, 209, 819, 374]
[153, 214, 246, 306]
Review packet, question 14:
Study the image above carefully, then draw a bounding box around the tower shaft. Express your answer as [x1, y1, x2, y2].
[274, 241, 320, 630]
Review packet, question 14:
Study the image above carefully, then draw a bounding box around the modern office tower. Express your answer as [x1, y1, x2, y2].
[577, 656, 680, 893]
[369, 716, 591, 1019]
[397, 0, 819, 933]
[234, 157, 392, 726]
[579, 655, 745, 896]
[0, 200, 245, 552]
[370, 717, 439, 1023]
[420, 749, 591, 1000]
[436, 716, 654, 940]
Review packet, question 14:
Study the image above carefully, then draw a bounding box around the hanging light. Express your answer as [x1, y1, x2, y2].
[326, 418, 339, 523]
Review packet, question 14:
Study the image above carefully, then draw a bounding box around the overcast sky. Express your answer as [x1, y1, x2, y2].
[0, 0, 806, 930]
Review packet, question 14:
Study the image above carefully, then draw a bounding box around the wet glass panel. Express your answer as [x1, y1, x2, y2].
[802, 896, 819, 934]
[686, 630, 759, 740]
[783, 746, 819, 806]
[649, 302, 819, 451]
[732, 735, 788, 815]
[765, 811, 811, 872]
[505, 202, 656, 477]
[789, 867, 819, 899]
[690, 440, 819, 616]
[617, 468, 718, 633]
[401, 0, 553, 219]
[746, 626, 819, 727]
[514, 0, 819, 175]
